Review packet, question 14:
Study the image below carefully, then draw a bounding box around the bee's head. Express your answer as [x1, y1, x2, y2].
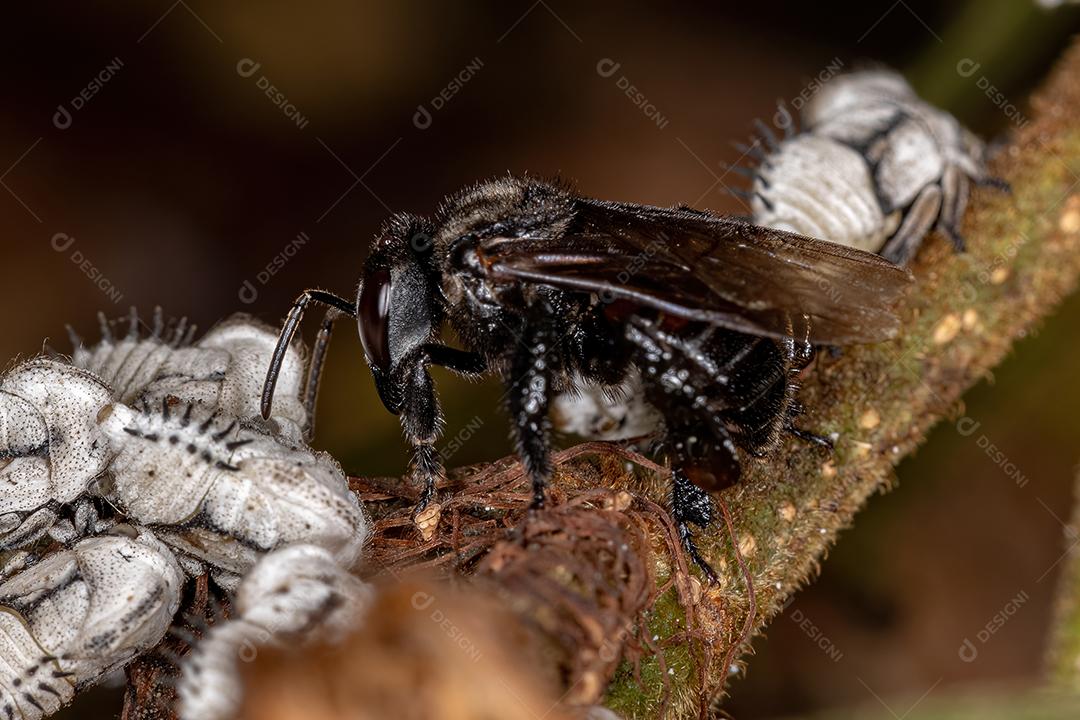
[358, 213, 441, 414]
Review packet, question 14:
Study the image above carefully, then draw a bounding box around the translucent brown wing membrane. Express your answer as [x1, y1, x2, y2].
[480, 198, 912, 345]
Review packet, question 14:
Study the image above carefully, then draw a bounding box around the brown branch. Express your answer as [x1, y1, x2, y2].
[240, 40, 1080, 720]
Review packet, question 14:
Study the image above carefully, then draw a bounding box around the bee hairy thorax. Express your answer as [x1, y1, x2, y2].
[447, 271, 586, 368]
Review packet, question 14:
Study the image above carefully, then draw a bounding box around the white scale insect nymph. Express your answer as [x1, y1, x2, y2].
[748, 132, 898, 253]
[0, 308, 374, 719]
[71, 308, 309, 442]
[0, 530, 183, 720]
[750, 68, 997, 264]
[0, 359, 112, 551]
[98, 388, 367, 588]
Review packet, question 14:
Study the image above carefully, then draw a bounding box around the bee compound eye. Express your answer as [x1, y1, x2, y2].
[358, 268, 393, 372]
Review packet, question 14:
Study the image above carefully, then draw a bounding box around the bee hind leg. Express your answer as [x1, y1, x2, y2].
[786, 424, 834, 449]
[671, 469, 719, 583]
[783, 400, 834, 450]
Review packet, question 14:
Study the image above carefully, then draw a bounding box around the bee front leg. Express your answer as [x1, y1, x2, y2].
[506, 319, 555, 510]
[401, 360, 444, 514]
[402, 344, 486, 515]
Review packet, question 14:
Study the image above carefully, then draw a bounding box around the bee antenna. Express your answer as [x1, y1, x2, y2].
[262, 289, 358, 420]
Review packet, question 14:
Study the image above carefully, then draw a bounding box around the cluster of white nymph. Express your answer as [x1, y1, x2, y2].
[748, 68, 994, 264]
[0, 309, 371, 720]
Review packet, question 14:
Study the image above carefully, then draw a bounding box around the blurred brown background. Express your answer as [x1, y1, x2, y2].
[2, 1, 1079, 717]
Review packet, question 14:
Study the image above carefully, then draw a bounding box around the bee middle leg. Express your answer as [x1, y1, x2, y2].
[505, 317, 557, 510]
[783, 399, 834, 450]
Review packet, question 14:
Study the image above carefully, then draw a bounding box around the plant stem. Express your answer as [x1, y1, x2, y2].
[602, 38, 1080, 718]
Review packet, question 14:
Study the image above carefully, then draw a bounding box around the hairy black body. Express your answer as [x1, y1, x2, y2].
[261, 176, 910, 580]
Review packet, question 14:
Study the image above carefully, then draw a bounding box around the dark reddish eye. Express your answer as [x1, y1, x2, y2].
[358, 268, 393, 372]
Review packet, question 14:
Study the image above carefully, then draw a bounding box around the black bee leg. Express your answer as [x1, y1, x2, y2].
[786, 425, 834, 449]
[506, 321, 555, 510]
[411, 442, 442, 512]
[784, 399, 833, 449]
[671, 469, 719, 583]
[401, 359, 445, 515]
[400, 344, 487, 513]
[423, 343, 487, 377]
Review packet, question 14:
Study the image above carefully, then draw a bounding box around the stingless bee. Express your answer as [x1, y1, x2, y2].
[260, 175, 911, 578]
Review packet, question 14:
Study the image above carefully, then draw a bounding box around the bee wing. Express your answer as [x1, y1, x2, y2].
[479, 198, 912, 345]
